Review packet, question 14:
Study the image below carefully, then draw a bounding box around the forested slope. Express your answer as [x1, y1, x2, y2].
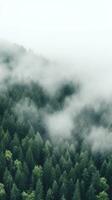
[0, 43, 112, 200]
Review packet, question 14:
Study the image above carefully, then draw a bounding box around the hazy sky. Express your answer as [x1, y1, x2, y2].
[0, 0, 112, 62]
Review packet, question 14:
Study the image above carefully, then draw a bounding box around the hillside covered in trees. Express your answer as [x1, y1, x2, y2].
[0, 43, 112, 200]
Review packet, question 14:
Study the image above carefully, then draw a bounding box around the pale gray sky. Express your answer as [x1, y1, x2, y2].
[0, 0, 112, 62]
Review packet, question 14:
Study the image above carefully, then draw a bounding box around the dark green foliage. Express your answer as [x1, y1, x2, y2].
[87, 184, 96, 200]
[46, 188, 53, 200]
[72, 179, 81, 200]
[97, 191, 109, 200]
[35, 179, 44, 200]
[10, 183, 20, 200]
[0, 183, 6, 200]
[1, 121, 111, 200]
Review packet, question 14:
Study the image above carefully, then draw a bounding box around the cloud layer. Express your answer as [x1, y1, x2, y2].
[1, 41, 112, 153]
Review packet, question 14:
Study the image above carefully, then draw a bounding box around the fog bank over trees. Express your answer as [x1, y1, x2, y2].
[0, 42, 112, 199]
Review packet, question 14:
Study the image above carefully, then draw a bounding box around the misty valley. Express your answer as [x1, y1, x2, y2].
[0, 43, 112, 200]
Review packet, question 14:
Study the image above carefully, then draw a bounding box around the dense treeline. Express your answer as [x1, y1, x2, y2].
[0, 47, 112, 200]
[0, 81, 111, 200]
[0, 128, 112, 200]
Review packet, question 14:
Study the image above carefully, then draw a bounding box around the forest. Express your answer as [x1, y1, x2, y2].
[0, 44, 112, 200]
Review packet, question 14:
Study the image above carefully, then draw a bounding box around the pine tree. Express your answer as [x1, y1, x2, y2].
[15, 167, 26, 189]
[0, 183, 6, 200]
[0, 152, 6, 179]
[87, 184, 96, 200]
[22, 191, 35, 200]
[3, 168, 13, 195]
[32, 165, 43, 187]
[66, 178, 74, 200]
[96, 191, 109, 200]
[32, 132, 43, 163]
[46, 188, 53, 200]
[60, 182, 67, 198]
[35, 179, 44, 200]
[10, 183, 20, 200]
[99, 177, 109, 192]
[72, 180, 81, 200]
[55, 164, 61, 181]
[52, 180, 59, 200]
[43, 159, 53, 192]
[26, 146, 35, 170]
[100, 161, 107, 177]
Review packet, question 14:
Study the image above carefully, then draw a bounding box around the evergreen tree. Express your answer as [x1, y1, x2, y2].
[22, 191, 35, 200]
[43, 159, 53, 192]
[87, 184, 96, 200]
[52, 180, 59, 200]
[3, 168, 13, 195]
[32, 165, 43, 187]
[0, 152, 6, 179]
[32, 132, 43, 163]
[26, 146, 35, 170]
[15, 166, 26, 189]
[72, 180, 81, 200]
[46, 188, 53, 200]
[0, 183, 6, 200]
[66, 178, 74, 200]
[35, 179, 44, 200]
[99, 177, 109, 192]
[10, 183, 20, 200]
[96, 191, 109, 200]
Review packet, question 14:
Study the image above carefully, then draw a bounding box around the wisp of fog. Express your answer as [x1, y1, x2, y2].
[1, 41, 112, 153]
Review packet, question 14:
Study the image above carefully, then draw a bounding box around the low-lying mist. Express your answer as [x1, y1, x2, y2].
[1, 41, 112, 153]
